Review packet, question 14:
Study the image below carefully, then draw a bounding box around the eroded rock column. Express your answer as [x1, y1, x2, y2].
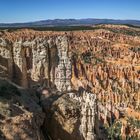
[55, 36, 72, 92]
[69, 91, 97, 140]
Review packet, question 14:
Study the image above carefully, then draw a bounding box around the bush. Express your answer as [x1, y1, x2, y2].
[81, 52, 92, 63]
[105, 121, 122, 140]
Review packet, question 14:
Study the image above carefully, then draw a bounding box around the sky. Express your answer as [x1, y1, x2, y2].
[0, 0, 140, 23]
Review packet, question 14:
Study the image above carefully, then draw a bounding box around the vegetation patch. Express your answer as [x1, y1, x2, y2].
[81, 51, 92, 63]
[104, 121, 122, 140]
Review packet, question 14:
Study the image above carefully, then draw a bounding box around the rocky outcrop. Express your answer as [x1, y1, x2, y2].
[40, 89, 98, 140]
[0, 78, 45, 140]
[40, 90, 81, 140]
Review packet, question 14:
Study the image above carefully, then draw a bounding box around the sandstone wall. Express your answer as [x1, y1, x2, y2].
[0, 34, 72, 92]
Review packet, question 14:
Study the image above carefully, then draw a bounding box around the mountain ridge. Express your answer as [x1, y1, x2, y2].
[1, 18, 140, 27]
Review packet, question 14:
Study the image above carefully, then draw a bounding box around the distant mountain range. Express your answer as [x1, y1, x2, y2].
[0, 18, 140, 27]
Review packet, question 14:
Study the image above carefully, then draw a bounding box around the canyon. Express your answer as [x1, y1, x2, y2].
[0, 24, 140, 140]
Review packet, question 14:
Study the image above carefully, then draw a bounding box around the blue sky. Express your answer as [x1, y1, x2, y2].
[0, 0, 140, 23]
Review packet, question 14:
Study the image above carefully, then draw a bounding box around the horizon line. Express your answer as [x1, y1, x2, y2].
[1, 18, 140, 24]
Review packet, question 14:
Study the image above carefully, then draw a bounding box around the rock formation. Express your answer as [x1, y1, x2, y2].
[0, 78, 45, 140]
[55, 36, 72, 91]
[0, 25, 140, 139]
[69, 90, 97, 140]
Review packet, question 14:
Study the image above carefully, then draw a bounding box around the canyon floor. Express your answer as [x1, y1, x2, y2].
[0, 24, 140, 140]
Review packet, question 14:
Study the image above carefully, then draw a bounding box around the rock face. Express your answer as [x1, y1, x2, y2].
[69, 90, 97, 140]
[0, 33, 72, 92]
[0, 25, 140, 139]
[0, 79, 45, 140]
[55, 36, 72, 91]
[41, 89, 98, 140]
[41, 92, 81, 140]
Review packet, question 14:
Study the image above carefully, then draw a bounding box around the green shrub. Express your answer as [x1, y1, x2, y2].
[105, 121, 122, 140]
[81, 52, 92, 63]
